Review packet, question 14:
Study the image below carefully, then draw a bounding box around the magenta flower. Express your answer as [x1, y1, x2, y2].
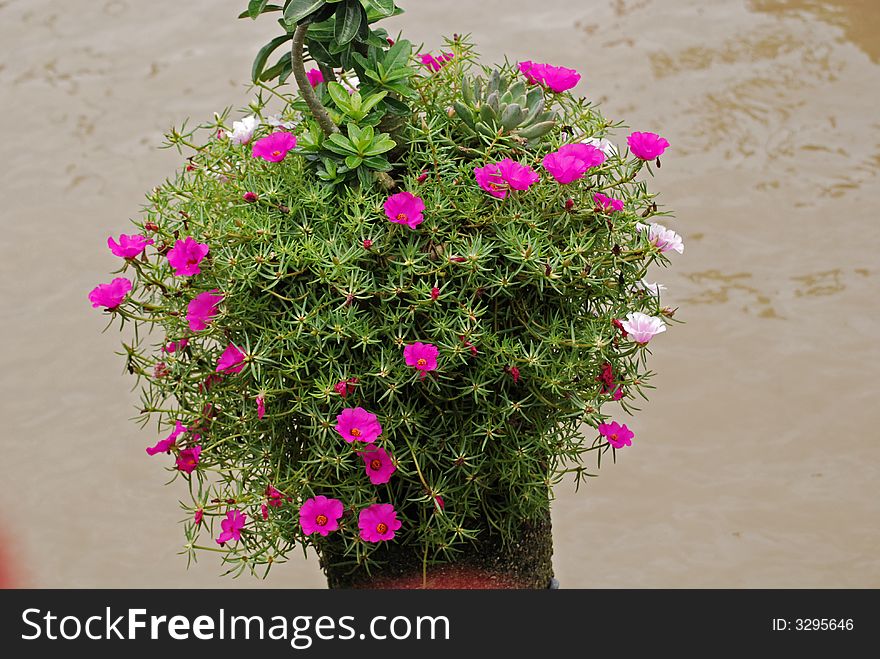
[194, 508, 204, 526]
[107, 234, 153, 259]
[431, 286, 440, 301]
[335, 407, 382, 444]
[507, 365, 521, 384]
[384, 192, 425, 229]
[251, 131, 297, 163]
[216, 344, 246, 374]
[496, 158, 540, 191]
[176, 445, 201, 474]
[593, 192, 625, 213]
[358, 503, 402, 543]
[261, 504, 269, 520]
[299, 496, 344, 537]
[216, 509, 246, 545]
[598, 421, 634, 449]
[88, 277, 132, 310]
[621, 312, 666, 345]
[542, 143, 606, 184]
[627, 131, 670, 160]
[266, 485, 287, 508]
[242, 191, 258, 203]
[256, 395, 266, 419]
[163, 338, 189, 354]
[404, 342, 439, 377]
[474, 163, 508, 199]
[360, 445, 396, 485]
[518, 60, 581, 92]
[146, 420, 186, 456]
[334, 378, 358, 398]
[186, 290, 223, 331]
[166, 237, 209, 277]
[306, 68, 324, 87]
[637, 222, 684, 254]
[419, 52, 454, 72]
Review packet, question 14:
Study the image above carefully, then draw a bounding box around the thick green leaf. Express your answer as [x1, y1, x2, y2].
[364, 0, 395, 17]
[238, 4, 282, 18]
[283, 0, 326, 23]
[248, 0, 268, 19]
[325, 133, 358, 154]
[334, 0, 363, 45]
[326, 82, 353, 111]
[260, 52, 292, 81]
[251, 34, 293, 82]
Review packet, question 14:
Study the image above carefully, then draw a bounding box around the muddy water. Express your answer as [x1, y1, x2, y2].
[1, 0, 877, 588]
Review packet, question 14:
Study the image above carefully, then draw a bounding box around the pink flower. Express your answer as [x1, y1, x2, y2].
[335, 407, 382, 444]
[186, 290, 223, 331]
[358, 503, 402, 543]
[176, 445, 202, 474]
[430, 286, 440, 301]
[146, 420, 186, 456]
[362, 239, 373, 250]
[153, 362, 169, 378]
[612, 318, 628, 338]
[518, 60, 581, 92]
[216, 344, 246, 374]
[299, 495, 344, 537]
[216, 509, 246, 545]
[360, 445, 396, 485]
[306, 68, 324, 87]
[266, 485, 287, 508]
[163, 338, 189, 353]
[384, 192, 425, 229]
[611, 386, 624, 401]
[260, 504, 269, 520]
[107, 234, 153, 259]
[334, 378, 359, 398]
[474, 163, 508, 199]
[627, 131, 669, 160]
[434, 495, 445, 511]
[420, 52, 454, 72]
[256, 395, 266, 419]
[88, 277, 132, 310]
[542, 143, 606, 184]
[598, 421, 634, 449]
[593, 192, 624, 213]
[194, 508, 204, 525]
[597, 363, 615, 389]
[242, 191, 258, 203]
[166, 237, 209, 277]
[496, 158, 540, 191]
[620, 312, 666, 345]
[251, 131, 297, 163]
[637, 222, 684, 254]
[404, 342, 439, 376]
[507, 365, 521, 383]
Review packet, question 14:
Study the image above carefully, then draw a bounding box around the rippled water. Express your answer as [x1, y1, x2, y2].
[1, 0, 877, 587]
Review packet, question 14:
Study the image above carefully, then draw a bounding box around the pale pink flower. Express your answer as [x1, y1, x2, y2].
[598, 421, 634, 449]
[146, 420, 186, 456]
[360, 445, 396, 485]
[167, 237, 209, 277]
[637, 222, 684, 254]
[216, 344, 246, 374]
[335, 407, 382, 444]
[384, 192, 425, 229]
[107, 234, 153, 259]
[627, 131, 669, 160]
[186, 290, 223, 331]
[358, 503, 402, 542]
[251, 131, 297, 162]
[216, 509, 246, 545]
[176, 445, 201, 474]
[300, 496, 344, 537]
[306, 68, 324, 87]
[621, 312, 666, 345]
[88, 278, 132, 310]
[229, 116, 258, 145]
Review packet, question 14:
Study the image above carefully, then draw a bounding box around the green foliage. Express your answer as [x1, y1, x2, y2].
[98, 14, 676, 578]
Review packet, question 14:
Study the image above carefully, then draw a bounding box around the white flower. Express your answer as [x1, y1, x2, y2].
[637, 280, 667, 296]
[582, 137, 618, 157]
[229, 115, 258, 145]
[621, 312, 666, 345]
[636, 222, 684, 254]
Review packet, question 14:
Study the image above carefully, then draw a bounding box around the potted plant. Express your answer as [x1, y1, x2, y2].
[89, 0, 680, 589]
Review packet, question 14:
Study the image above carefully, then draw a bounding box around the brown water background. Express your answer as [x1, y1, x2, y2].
[1, 0, 878, 588]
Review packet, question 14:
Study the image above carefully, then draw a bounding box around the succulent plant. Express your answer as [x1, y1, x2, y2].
[453, 69, 557, 147]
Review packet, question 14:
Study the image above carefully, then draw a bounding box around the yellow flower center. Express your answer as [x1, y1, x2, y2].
[417, 358, 427, 366]
[370, 458, 382, 470]
[396, 212, 407, 221]
[350, 428, 362, 437]
[315, 514, 328, 526]
[376, 523, 388, 534]
[272, 149, 281, 157]
[610, 433, 618, 441]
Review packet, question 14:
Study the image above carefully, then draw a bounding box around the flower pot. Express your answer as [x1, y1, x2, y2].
[320, 510, 555, 589]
